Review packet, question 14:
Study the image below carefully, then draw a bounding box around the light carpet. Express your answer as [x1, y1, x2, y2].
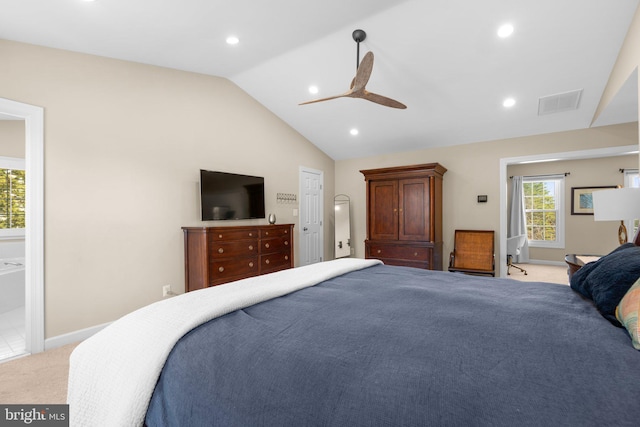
[0, 342, 79, 404]
[506, 263, 569, 285]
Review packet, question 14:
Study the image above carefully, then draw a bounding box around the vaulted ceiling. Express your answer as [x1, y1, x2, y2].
[1, 0, 638, 159]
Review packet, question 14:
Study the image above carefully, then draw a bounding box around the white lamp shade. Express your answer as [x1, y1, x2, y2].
[592, 187, 640, 221]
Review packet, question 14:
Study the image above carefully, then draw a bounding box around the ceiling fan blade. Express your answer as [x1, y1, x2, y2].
[300, 39, 406, 110]
[352, 51, 374, 91]
[299, 92, 350, 106]
[362, 91, 407, 109]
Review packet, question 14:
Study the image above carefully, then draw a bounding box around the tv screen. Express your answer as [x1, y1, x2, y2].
[200, 170, 265, 220]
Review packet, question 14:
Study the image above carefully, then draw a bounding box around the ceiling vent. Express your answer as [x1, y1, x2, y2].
[538, 89, 583, 115]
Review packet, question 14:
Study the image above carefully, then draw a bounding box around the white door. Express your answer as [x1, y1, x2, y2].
[299, 167, 323, 265]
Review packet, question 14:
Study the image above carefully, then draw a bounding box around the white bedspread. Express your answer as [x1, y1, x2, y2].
[67, 258, 382, 427]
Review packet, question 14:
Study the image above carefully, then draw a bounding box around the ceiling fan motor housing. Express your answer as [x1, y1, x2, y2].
[352, 29, 366, 43]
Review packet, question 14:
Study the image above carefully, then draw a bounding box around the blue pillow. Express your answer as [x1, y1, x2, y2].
[570, 243, 640, 326]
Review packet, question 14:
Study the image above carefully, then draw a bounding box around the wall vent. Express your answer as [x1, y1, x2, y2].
[538, 89, 583, 115]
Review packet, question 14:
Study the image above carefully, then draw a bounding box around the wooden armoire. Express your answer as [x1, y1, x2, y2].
[361, 163, 447, 270]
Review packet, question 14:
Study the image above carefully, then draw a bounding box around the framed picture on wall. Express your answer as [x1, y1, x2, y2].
[570, 186, 617, 215]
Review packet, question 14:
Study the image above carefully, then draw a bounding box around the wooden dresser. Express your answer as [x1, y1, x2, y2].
[361, 163, 446, 270]
[182, 224, 294, 291]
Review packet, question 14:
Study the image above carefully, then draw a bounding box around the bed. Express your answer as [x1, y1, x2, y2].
[67, 254, 640, 426]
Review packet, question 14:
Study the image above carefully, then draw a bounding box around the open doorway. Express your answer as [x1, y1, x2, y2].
[0, 98, 44, 361]
[499, 144, 639, 278]
[0, 144, 26, 360]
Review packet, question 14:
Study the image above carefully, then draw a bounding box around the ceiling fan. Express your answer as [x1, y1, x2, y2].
[300, 29, 407, 109]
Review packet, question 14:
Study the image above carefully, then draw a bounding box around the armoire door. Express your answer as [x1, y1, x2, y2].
[369, 180, 398, 240]
[399, 177, 432, 241]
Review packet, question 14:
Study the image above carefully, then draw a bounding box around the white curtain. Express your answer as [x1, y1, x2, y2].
[508, 176, 530, 262]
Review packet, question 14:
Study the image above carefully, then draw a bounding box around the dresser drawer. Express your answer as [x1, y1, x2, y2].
[367, 242, 432, 261]
[210, 257, 259, 284]
[260, 226, 291, 239]
[209, 228, 259, 241]
[208, 239, 258, 260]
[261, 236, 291, 254]
[379, 258, 431, 270]
[260, 252, 292, 274]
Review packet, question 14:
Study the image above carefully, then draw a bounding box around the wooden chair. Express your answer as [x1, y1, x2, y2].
[448, 230, 495, 276]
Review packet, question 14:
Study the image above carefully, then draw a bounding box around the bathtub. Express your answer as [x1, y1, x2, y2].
[0, 257, 25, 314]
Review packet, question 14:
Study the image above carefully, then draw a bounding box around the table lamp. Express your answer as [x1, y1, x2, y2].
[592, 187, 640, 245]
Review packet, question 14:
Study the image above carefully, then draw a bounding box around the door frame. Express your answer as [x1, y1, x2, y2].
[499, 144, 638, 278]
[299, 166, 324, 264]
[0, 97, 44, 355]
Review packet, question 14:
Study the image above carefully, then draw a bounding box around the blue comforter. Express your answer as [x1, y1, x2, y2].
[146, 265, 640, 426]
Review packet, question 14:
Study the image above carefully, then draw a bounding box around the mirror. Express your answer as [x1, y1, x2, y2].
[334, 194, 351, 258]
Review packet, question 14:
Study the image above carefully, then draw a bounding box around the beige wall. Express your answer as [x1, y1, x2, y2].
[0, 120, 25, 158]
[0, 39, 335, 338]
[508, 155, 638, 261]
[336, 122, 639, 275]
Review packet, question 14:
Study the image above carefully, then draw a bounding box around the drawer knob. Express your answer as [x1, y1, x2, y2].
[377, 249, 381, 254]
[218, 267, 224, 273]
[414, 252, 418, 257]
[249, 262, 254, 268]
[265, 243, 270, 249]
[265, 259, 270, 264]
[249, 233, 253, 237]
[249, 245, 254, 251]
[285, 230, 288, 234]
[285, 255, 289, 260]
[218, 248, 224, 254]
[284, 241, 289, 245]
[218, 234, 223, 239]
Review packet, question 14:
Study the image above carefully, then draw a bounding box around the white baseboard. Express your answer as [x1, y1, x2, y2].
[526, 259, 566, 267]
[44, 322, 112, 351]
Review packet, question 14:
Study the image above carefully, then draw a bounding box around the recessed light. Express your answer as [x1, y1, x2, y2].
[503, 97, 516, 108]
[497, 23, 514, 38]
[226, 36, 239, 45]
[350, 128, 359, 136]
[308, 85, 319, 94]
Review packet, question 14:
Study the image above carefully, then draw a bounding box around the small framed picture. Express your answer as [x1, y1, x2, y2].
[571, 186, 617, 215]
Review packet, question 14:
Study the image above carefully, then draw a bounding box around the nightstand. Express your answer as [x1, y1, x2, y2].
[565, 254, 601, 282]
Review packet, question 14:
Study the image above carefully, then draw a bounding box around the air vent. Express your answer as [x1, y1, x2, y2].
[538, 89, 583, 115]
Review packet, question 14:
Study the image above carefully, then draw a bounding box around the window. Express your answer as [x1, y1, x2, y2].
[0, 156, 26, 239]
[523, 176, 565, 248]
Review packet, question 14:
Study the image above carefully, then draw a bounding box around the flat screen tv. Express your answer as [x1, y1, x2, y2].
[200, 170, 265, 221]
